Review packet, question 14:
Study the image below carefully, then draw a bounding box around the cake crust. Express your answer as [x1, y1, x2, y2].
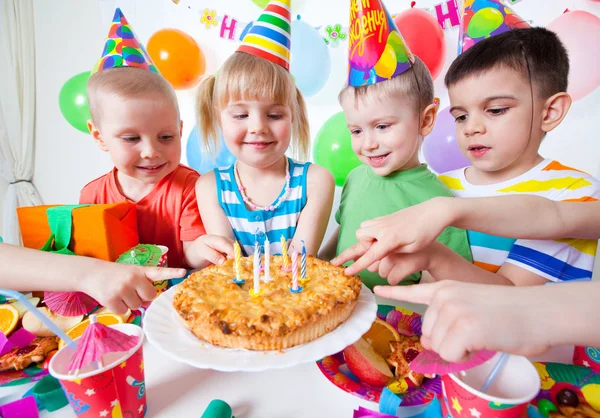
[173, 255, 362, 350]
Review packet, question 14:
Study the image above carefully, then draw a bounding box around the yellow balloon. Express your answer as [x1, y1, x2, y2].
[374, 44, 397, 80]
[464, 0, 475, 7]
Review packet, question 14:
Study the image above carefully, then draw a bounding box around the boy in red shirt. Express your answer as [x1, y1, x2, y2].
[81, 9, 225, 268]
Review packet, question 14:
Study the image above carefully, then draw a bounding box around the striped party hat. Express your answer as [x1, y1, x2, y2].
[458, 0, 530, 55]
[237, 0, 292, 71]
[92, 8, 158, 74]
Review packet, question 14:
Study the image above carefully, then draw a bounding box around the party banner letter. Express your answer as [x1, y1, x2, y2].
[435, 0, 460, 29]
[220, 15, 238, 40]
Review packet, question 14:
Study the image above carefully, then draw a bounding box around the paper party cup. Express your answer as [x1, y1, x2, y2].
[152, 245, 169, 293]
[117, 244, 169, 293]
[440, 353, 540, 418]
[156, 245, 168, 268]
[49, 324, 147, 418]
[573, 345, 600, 373]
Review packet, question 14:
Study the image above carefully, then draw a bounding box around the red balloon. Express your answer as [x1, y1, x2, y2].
[463, 9, 475, 29]
[393, 9, 446, 80]
[504, 13, 529, 29]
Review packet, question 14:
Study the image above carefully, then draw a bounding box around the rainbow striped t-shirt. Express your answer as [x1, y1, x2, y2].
[439, 159, 600, 282]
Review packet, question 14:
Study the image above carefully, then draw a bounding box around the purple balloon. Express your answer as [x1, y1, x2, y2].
[422, 106, 471, 174]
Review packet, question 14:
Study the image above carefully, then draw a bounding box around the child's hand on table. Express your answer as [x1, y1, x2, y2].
[188, 234, 235, 268]
[81, 261, 186, 314]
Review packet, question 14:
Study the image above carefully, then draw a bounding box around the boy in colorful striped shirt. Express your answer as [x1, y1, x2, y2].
[335, 28, 600, 287]
[437, 27, 600, 285]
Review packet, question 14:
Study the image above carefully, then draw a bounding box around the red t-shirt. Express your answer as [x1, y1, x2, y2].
[80, 165, 205, 268]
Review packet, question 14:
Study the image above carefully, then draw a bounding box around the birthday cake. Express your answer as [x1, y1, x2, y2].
[173, 255, 362, 350]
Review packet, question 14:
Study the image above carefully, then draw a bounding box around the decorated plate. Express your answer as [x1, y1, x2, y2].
[0, 363, 48, 388]
[317, 305, 441, 405]
[528, 362, 600, 417]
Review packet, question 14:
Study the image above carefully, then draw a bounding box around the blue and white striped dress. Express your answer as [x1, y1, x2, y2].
[215, 158, 310, 256]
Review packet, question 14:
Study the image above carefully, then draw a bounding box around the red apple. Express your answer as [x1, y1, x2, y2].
[343, 338, 394, 387]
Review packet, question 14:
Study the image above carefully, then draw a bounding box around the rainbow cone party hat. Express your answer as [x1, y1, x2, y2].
[347, 0, 414, 87]
[237, 0, 292, 70]
[92, 8, 158, 74]
[458, 0, 530, 55]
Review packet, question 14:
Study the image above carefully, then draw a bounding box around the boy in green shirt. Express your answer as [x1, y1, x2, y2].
[319, 1, 471, 289]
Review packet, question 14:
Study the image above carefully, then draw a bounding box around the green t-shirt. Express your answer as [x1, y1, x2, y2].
[335, 164, 473, 289]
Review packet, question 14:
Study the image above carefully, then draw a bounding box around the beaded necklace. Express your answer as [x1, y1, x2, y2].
[234, 158, 291, 212]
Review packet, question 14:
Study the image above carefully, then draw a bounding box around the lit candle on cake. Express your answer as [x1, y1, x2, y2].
[263, 236, 271, 281]
[291, 251, 298, 291]
[300, 240, 308, 282]
[252, 244, 260, 296]
[281, 235, 290, 271]
[233, 241, 244, 284]
[290, 251, 302, 293]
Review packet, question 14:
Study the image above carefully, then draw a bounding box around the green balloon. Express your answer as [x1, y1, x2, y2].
[468, 8, 504, 39]
[313, 112, 362, 187]
[388, 31, 409, 63]
[251, 0, 269, 8]
[58, 71, 92, 134]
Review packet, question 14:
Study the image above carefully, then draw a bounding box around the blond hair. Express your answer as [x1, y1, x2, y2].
[87, 67, 180, 124]
[339, 57, 434, 113]
[195, 52, 310, 161]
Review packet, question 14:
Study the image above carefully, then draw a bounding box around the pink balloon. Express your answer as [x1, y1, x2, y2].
[547, 11, 600, 101]
[462, 36, 475, 52]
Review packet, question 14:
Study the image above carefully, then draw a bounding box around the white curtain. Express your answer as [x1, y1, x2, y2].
[0, 0, 43, 244]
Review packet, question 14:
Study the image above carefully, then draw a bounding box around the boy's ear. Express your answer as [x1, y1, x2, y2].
[419, 103, 438, 137]
[88, 120, 109, 152]
[541, 92, 571, 133]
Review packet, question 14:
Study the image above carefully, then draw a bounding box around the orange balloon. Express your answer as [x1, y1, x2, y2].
[147, 29, 205, 90]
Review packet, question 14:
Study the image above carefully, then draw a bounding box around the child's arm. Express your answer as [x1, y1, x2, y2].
[375, 280, 600, 362]
[318, 227, 340, 261]
[344, 240, 513, 285]
[335, 196, 600, 283]
[290, 165, 335, 256]
[0, 243, 185, 314]
[184, 172, 236, 268]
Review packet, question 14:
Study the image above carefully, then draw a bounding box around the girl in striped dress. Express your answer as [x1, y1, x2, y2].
[188, 0, 334, 265]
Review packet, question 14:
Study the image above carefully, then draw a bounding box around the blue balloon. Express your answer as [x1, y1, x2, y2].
[290, 20, 331, 97]
[186, 127, 236, 174]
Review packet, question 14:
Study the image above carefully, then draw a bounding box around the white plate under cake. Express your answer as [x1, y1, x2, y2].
[173, 255, 362, 351]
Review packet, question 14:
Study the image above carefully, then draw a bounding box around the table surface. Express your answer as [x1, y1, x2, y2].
[0, 298, 575, 418]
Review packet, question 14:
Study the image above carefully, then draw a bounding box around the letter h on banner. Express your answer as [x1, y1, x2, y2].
[435, 0, 459, 29]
